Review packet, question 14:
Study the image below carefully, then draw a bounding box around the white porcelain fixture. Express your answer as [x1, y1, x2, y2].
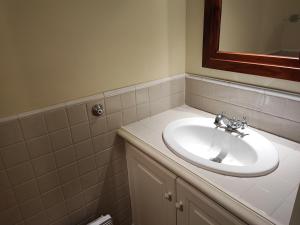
[163, 118, 279, 177]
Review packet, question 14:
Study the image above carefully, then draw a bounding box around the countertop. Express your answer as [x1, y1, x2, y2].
[119, 105, 300, 225]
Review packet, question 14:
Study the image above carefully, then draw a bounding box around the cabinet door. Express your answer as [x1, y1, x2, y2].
[176, 178, 247, 225]
[126, 143, 177, 225]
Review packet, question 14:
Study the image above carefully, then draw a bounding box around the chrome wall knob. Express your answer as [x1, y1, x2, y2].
[92, 104, 104, 116]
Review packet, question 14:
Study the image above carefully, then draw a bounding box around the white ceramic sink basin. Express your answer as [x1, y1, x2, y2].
[163, 118, 279, 177]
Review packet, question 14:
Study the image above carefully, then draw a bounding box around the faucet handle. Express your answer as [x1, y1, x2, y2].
[221, 111, 228, 118]
[241, 116, 248, 129]
[214, 113, 224, 126]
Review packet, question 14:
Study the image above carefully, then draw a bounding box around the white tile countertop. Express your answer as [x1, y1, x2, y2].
[121, 105, 300, 225]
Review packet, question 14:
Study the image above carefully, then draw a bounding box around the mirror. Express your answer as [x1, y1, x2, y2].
[219, 0, 300, 58]
[202, 0, 300, 82]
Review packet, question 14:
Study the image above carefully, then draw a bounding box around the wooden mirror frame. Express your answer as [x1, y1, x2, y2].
[202, 0, 300, 82]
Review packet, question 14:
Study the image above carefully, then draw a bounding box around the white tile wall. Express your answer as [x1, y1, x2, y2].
[45, 108, 69, 132]
[186, 74, 300, 143]
[66, 103, 88, 126]
[0, 119, 23, 148]
[122, 107, 137, 125]
[0, 74, 185, 225]
[20, 114, 48, 139]
[105, 95, 122, 114]
[121, 91, 136, 109]
[136, 88, 149, 105]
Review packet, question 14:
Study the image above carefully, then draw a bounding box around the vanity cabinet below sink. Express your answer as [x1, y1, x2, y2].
[126, 143, 247, 225]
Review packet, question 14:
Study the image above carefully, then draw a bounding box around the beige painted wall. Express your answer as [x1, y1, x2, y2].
[0, 0, 186, 117]
[186, 0, 300, 94]
[2, 0, 299, 118]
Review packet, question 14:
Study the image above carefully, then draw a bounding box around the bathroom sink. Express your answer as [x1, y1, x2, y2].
[162, 118, 279, 177]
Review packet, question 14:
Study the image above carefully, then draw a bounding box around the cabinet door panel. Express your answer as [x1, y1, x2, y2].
[177, 178, 247, 225]
[126, 143, 176, 225]
[189, 202, 216, 225]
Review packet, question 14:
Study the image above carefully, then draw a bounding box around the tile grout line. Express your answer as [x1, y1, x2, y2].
[57, 107, 84, 223]
[9, 116, 31, 224]
[23, 111, 59, 224]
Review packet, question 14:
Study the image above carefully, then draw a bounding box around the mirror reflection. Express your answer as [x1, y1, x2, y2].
[219, 0, 300, 58]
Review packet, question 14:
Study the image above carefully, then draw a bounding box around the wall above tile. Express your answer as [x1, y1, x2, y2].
[0, 0, 186, 117]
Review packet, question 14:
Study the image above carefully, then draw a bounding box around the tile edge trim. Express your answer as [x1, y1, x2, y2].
[187, 73, 300, 101]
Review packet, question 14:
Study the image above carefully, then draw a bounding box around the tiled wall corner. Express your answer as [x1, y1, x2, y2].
[186, 74, 300, 143]
[147, 76, 185, 116]
[0, 73, 186, 225]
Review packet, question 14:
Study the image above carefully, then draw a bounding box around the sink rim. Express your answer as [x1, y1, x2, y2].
[162, 117, 279, 177]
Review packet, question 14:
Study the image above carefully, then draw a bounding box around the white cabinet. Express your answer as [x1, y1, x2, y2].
[126, 143, 247, 225]
[126, 143, 176, 225]
[177, 178, 246, 225]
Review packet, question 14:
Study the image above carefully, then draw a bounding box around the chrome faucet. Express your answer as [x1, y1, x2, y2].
[214, 113, 248, 136]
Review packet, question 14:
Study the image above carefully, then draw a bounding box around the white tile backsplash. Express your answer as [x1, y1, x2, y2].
[106, 112, 123, 131]
[286, 99, 300, 123]
[262, 95, 287, 118]
[136, 103, 150, 121]
[150, 96, 172, 115]
[122, 107, 137, 125]
[136, 88, 149, 105]
[171, 92, 185, 108]
[104, 95, 122, 114]
[186, 74, 300, 143]
[170, 77, 185, 94]
[149, 83, 165, 102]
[121, 91, 136, 109]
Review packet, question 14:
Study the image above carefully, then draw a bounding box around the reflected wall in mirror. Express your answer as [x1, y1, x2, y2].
[203, 0, 300, 82]
[220, 0, 300, 58]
